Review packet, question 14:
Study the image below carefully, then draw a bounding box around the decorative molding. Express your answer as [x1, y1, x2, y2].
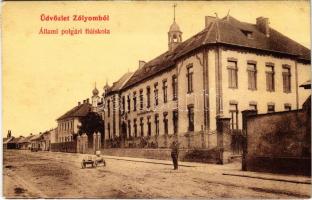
[247, 60, 257, 64]
[229, 100, 238, 105]
[195, 53, 204, 66]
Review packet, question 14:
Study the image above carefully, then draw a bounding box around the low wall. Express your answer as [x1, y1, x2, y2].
[244, 109, 311, 176]
[101, 148, 221, 164]
[51, 141, 77, 153]
[246, 156, 311, 176]
[106, 131, 218, 150]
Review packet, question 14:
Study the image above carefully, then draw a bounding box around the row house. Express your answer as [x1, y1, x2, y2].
[101, 15, 310, 148]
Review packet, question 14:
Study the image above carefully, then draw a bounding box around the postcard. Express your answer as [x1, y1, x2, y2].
[2, 1, 311, 198]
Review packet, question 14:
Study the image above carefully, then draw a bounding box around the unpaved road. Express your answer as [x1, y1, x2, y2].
[3, 150, 311, 198]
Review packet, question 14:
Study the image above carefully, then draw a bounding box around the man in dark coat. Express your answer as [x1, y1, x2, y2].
[170, 141, 179, 170]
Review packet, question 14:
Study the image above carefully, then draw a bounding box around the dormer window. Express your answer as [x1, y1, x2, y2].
[241, 30, 253, 39]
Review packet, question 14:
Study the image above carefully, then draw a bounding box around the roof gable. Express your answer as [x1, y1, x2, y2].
[107, 72, 134, 94]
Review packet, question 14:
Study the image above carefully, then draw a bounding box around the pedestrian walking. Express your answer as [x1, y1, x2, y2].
[170, 141, 179, 170]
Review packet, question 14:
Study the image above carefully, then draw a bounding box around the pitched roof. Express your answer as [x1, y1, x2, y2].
[123, 16, 310, 89]
[3, 137, 13, 144]
[106, 72, 134, 94]
[18, 135, 35, 143]
[30, 134, 41, 141]
[57, 103, 92, 121]
[8, 136, 24, 144]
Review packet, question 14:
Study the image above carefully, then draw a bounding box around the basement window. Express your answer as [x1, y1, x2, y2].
[241, 30, 253, 39]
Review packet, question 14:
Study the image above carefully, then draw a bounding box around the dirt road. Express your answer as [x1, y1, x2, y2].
[3, 150, 311, 198]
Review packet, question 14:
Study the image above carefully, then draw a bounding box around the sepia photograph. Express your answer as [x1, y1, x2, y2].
[2, 1, 311, 198]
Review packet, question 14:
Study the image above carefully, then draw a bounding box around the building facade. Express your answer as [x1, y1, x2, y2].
[101, 15, 310, 149]
[56, 99, 93, 143]
[103, 72, 134, 146]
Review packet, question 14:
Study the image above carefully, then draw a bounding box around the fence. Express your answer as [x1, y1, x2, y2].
[50, 141, 77, 153]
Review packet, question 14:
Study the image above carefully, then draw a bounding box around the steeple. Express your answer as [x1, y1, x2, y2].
[91, 82, 100, 111]
[168, 3, 182, 51]
[92, 82, 99, 96]
[103, 79, 110, 97]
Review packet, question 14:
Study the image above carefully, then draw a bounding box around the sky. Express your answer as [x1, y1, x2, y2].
[2, 1, 310, 137]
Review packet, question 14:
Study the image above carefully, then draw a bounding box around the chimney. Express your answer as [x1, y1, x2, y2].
[205, 16, 217, 28]
[87, 98, 89, 104]
[83, 100, 86, 104]
[139, 60, 146, 69]
[78, 101, 81, 106]
[256, 17, 270, 37]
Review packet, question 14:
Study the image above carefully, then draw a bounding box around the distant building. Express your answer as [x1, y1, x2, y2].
[3, 137, 13, 150]
[18, 134, 35, 150]
[56, 99, 92, 143]
[7, 136, 24, 149]
[49, 128, 58, 144]
[3, 130, 13, 150]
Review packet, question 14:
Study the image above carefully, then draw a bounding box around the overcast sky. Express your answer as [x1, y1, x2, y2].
[3, 1, 310, 137]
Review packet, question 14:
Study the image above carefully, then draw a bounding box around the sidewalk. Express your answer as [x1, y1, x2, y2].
[102, 155, 206, 167]
[102, 154, 311, 185]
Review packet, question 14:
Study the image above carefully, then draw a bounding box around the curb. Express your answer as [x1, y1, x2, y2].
[222, 173, 311, 185]
[103, 156, 195, 167]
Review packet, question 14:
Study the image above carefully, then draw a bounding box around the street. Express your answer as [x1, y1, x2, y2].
[3, 150, 311, 198]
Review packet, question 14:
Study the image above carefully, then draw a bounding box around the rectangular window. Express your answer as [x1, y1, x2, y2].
[228, 60, 238, 88]
[163, 80, 168, 103]
[266, 64, 275, 92]
[188, 105, 194, 131]
[128, 120, 131, 138]
[247, 62, 257, 90]
[154, 83, 159, 106]
[140, 117, 144, 137]
[127, 95, 131, 113]
[133, 92, 137, 111]
[282, 65, 291, 93]
[173, 110, 178, 134]
[113, 96, 116, 136]
[284, 103, 291, 111]
[267, 104, 275, 113]
[154, 114, 159, 136]
[146, 86, 151, 108]
[147, 117, 151, 136]
[122, 96, 125, 114]
[229, 103, 238, 130]
[108, 123, 111, 139]
[133, 119, 137, 138]
[163, 112, 168, 135]
[187, 65, 194, 93]
[139, 89, 144, 110]
[172, 75, 178, 100]
[249, 103, 257, 111]
[107, 100, 110, 117]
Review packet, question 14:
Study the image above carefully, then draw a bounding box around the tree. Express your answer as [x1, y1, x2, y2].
[7, 130, 12, 138]
[77, 112, 104, 143]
